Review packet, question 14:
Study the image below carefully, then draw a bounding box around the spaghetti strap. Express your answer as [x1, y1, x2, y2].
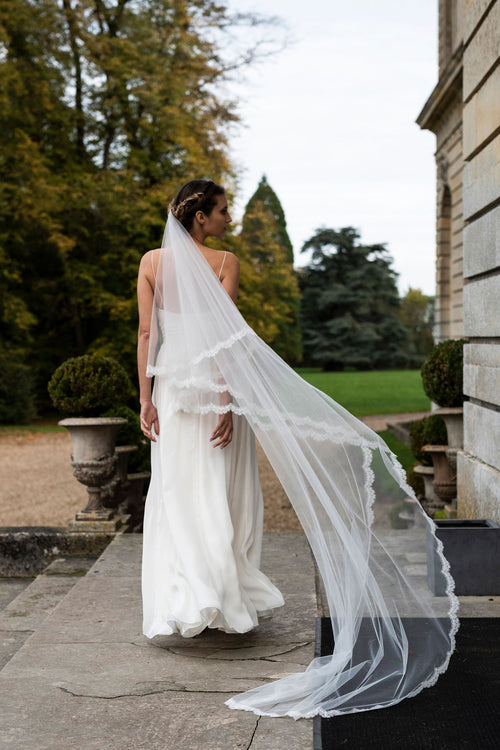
[151, 250, 157, 281]
[218, 251, 227, 280]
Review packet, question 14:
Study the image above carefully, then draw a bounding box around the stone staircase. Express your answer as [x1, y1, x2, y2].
[0, 533, 315, 750]
[0, 556, 97, 671]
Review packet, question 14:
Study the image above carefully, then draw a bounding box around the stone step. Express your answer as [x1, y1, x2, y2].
[0, 532, 315, 750]
[0, 556, 97, 671]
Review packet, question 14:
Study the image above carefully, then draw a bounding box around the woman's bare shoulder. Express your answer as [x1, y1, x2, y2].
[139, 248, 160, 272]
[223, 251, 239, 268]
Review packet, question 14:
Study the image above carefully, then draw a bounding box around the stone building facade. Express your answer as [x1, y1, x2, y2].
[417, 0, 500, 521]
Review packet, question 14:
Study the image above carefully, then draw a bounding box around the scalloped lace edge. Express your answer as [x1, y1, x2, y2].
[150, 384, 382, 447]
[148, 327, 255, 378]
[158, 400, 381, 447]
[362, 445, 376, 528]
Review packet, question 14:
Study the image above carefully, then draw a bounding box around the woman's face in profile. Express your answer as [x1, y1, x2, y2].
[202, 193, 232, 239]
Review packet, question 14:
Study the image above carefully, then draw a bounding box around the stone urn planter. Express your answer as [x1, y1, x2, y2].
[434, 407, 463, 449]
[434, 406, 463, 471]
[427, 518, 500, 595]
[102, 445, 138, 509]
[422, 445, 456, 506]
[413, 464, 440, 506]
[59, 417, 127, 521]
[48, 353, 136, 529]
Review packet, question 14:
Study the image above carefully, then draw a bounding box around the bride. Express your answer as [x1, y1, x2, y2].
[137, 179, 458, 719]
[138, 180, 284, 639]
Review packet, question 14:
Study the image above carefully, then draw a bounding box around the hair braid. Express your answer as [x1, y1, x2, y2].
[168, 179, 225, 231]
[168, 191, 204, 221]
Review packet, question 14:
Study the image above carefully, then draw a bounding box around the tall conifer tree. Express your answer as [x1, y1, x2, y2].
[239, 176, 302, 363]
[299, 227, 408, 370]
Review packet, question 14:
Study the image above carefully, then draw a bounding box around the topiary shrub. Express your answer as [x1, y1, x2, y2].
[48, 354, 132, 417]
[420, 339, 465, 407]
[0, 357, 37, 424]
[409, 414, 448, 466]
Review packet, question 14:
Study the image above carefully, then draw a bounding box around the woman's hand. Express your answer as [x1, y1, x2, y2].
[140, 401, 160, 442]
[210, 411, 233, 449]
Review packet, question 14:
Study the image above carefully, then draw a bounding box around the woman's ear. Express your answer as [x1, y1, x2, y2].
[195, 209, 206, 225]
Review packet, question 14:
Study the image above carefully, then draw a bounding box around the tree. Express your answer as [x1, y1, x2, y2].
[398, 288, 435, 365]
[239, 176, 302, 363]
[243, 175, 294, 263]
[0, 0, 281, 407]
[299, 227, 408, 370]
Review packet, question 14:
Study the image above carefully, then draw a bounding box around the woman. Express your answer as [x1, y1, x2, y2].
[138, 180, 284, 639]
[137, 179, 458, 719]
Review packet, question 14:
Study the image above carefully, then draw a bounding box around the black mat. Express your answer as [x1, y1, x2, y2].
[314, 617, 500, 750]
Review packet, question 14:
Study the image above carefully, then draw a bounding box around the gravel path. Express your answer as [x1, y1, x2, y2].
[0, 412, 426, 532]
[0, 430, 299, 532]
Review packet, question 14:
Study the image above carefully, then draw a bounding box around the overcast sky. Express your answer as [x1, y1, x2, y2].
[225, 0, 439, 295]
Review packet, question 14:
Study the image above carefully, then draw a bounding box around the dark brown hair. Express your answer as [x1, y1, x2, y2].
[169, 180, 225, 231]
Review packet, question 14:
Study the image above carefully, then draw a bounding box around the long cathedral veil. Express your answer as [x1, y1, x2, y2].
[146, 212, 459, 719]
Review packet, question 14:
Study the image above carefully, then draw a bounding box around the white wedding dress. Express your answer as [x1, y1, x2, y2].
[142, 310, 285, 639]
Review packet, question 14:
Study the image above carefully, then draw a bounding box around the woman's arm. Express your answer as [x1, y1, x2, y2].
[219, 252, 240, 303]
[210, 252, 240, 448]
[137, 252, 159, 441]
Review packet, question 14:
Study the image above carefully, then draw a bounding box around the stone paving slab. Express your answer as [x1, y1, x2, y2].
[0, 580, 32, 611]
[0, 556, 99, 672]
[0, 532, 315, 749]
[0, 575, 79, 632]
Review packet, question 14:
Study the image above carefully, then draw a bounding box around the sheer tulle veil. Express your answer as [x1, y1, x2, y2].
[146, 212, 459, 719]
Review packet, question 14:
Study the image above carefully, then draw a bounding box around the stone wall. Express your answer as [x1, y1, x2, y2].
[439, 0, 465, 75]
[418, 0, 500, 520]
[458, 0, 500, 521]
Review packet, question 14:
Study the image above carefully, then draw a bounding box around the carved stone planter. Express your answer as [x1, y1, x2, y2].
[59, 417, 127, 521]
[427, 519, 500, 595]
[422, 445, 456, 506]
[102, 445, 138, 509]
[434, 407, 463, 449]
[413, 464, 440, 504]
[434, 407, 463, 471]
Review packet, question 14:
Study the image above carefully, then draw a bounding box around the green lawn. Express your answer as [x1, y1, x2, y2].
[295, 368, 429, 417]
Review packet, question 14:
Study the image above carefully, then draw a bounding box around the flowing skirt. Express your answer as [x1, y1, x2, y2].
[142, 377, 285, 638]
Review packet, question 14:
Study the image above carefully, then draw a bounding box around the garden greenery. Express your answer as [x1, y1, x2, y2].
[420, 339, 465, 407]
[48, 355, 132, 417]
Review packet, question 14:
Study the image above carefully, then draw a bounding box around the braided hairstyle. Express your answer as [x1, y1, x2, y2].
[169, 179, 225, 231]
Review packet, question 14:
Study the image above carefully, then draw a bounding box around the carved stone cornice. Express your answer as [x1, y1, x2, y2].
[416, 43, 464, 133]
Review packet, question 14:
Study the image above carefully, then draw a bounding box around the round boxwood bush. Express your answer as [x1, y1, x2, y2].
[409, 414, 448, 466]
[0, 358, 37, 424]
[48, 354, 132, 416]
[420, 339, 465, 407]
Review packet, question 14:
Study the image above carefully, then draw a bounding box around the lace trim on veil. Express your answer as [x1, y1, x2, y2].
[146, 327, 255, 378]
